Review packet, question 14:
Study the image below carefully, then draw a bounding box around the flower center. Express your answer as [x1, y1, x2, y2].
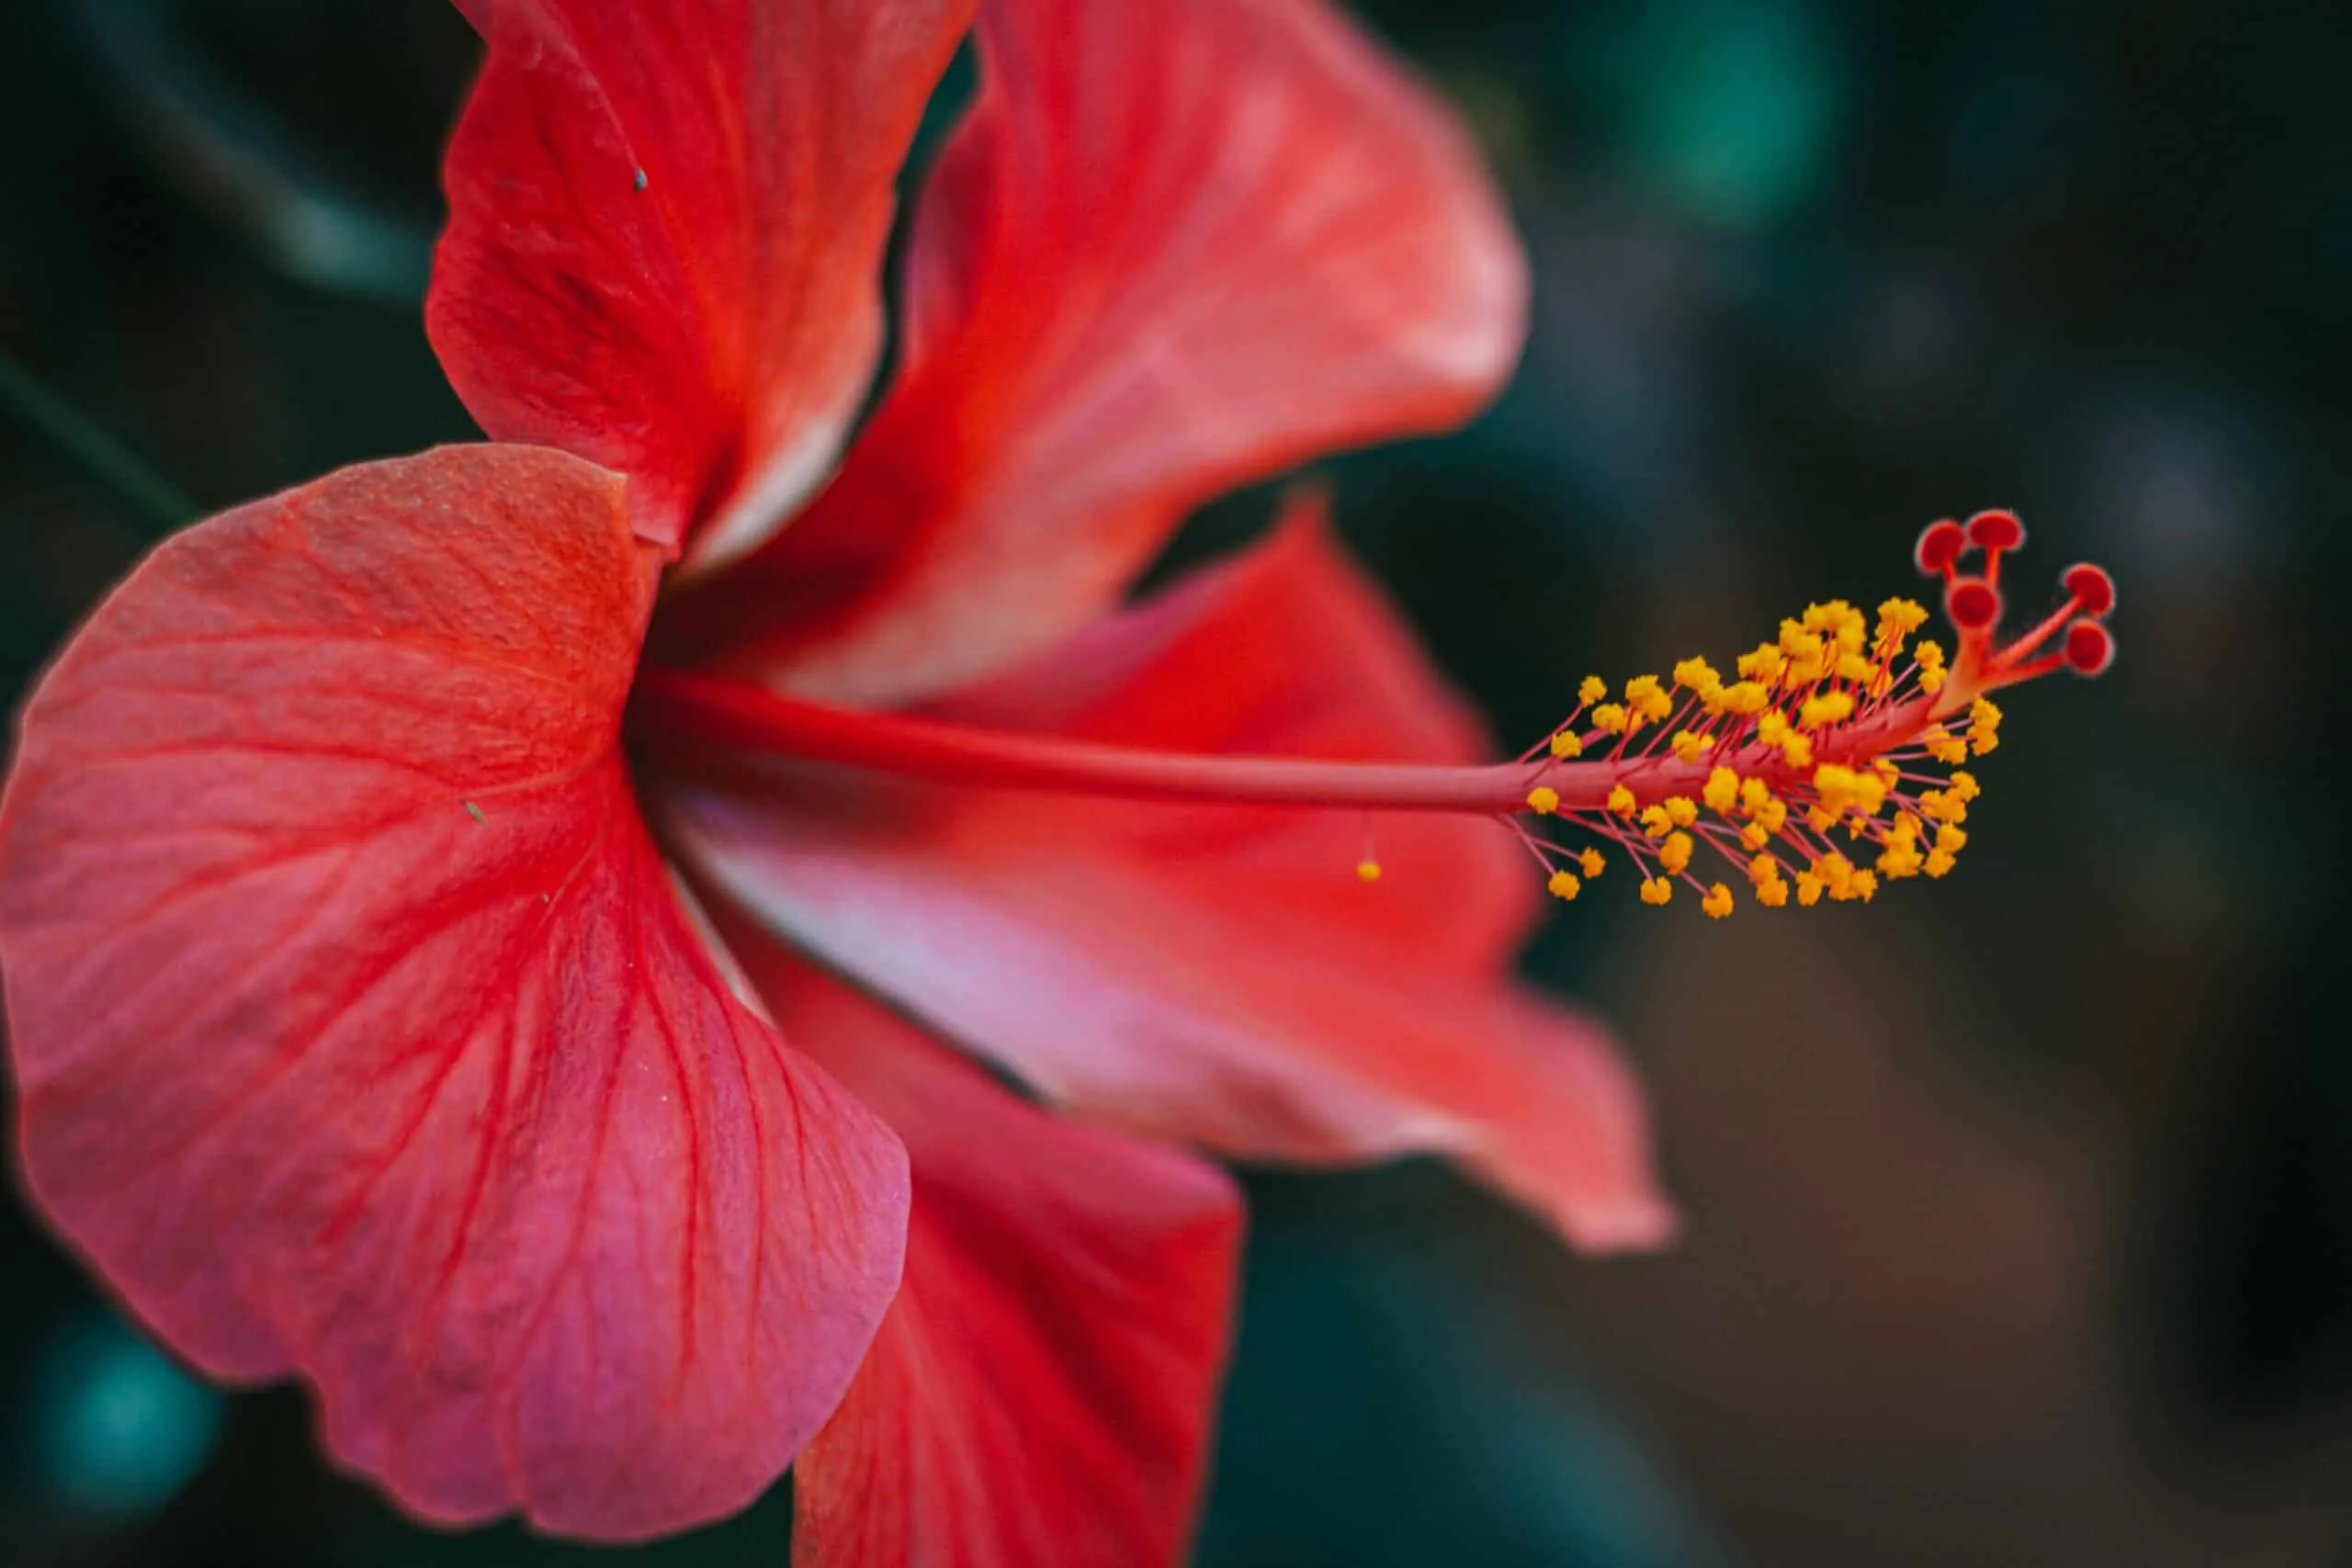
[630, 513, 2114, 917]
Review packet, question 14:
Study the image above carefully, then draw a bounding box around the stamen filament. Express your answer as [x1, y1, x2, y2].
[631, 668, 1945, 818]
[634, 669, 1532, 814]
[639, 513, 2112, 918]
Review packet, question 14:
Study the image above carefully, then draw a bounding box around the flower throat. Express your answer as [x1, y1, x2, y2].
[632, 511, 2116, 918]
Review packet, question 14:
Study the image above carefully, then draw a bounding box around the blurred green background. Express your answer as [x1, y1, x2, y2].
[5, 0, 2349, 1563]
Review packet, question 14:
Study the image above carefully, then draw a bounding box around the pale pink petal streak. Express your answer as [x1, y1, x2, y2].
[655, 515, 1671, 1253]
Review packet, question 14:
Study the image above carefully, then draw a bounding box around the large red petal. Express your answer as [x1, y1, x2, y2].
[699, 933, 1238, 1568]
[663, 0, 1530, 703]
[653, 514, 1671, 1253]
[0, 448, 909, 1540]
[427, 0, 975, 565]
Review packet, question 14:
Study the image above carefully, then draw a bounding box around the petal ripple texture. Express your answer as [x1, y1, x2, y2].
[710, 935, 1241, 1568]
[662, 0, 1532, 704]
[0, 448, 910, 1540]
[428, 0, 978, 565]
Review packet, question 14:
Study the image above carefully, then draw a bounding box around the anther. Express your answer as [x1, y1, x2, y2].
[1481, 511, 2110, 917]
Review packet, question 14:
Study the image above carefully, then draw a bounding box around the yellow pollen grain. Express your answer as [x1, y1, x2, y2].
[1578, 847, 1605, 877]
[1640, 876, 1674, 906]
[1665, 796, 1699, 828]
[1969, 697, 2004, 750]
[1799, 692, 1854, 730]
[1813, 763, 1860, 813]
[1607, 784, 1636, 817]
[1640, 805, 1674, 839]
[1702, 883, 1735, 919]
[1816, 852, 1855, 898]
[1592, 703, 1630, 735]
[1781, 732, 1815, 768]
[1674, 657, 1720, 691]
[1702, 767, 1741, 813]
[1876, 597, 1928, 641]
[1578, 675, 1608, 706]
[1720, 682, 1770, 716]
[1549, 730, 1584, 759]
[1757, 877, 1791, 908]
[1547, 870, 1580, 901]
[1926, 849, 1957, 878]
[1525, 785, 1560, 816]
[1659, 832, 1695, 875]
[1356, 860, 1383, 884]
[1795, 872, 1824, 907]
[1670, 730, 1706, 761]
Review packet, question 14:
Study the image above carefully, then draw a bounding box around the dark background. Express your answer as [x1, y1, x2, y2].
[5, 1, 2350, 1563]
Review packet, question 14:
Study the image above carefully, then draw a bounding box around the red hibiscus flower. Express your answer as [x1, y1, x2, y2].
[0, 0, 2117, 1558]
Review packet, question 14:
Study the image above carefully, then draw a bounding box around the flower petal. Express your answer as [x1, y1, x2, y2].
[665, 0, 1529, 702]
[427, 0, 976, 564]
[699, 932, 1238, 1568]
[655, 513, 1671, 1252]
[0, 448, 909, 1540]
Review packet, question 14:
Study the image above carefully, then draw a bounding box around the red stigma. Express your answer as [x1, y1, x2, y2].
[1939, 526, 2118, 705]
[1966, 510, 2024, 552]
[2064, 619, 2116, 676]
[1946, 578, 2002, 632]
[1915, 519, 1965, 576]
[2062, 562, 2116, 617]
